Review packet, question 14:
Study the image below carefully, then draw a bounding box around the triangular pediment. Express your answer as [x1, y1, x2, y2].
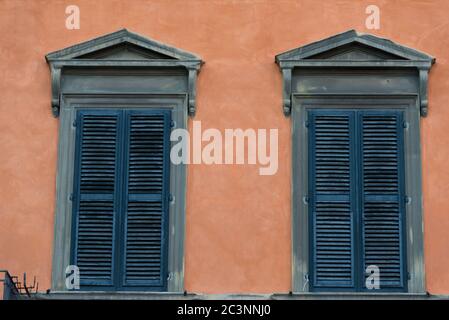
[46, 29, 201, 61]
[304, 42, 406, 60]
[276, 30, 434, 62]
[76, 42, 175, 60]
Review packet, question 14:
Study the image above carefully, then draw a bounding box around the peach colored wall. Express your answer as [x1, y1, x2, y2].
[1, 0, 449, 294]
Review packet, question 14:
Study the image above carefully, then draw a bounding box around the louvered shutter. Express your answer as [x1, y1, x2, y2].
[122, 110, 171, 289]
[360, 111, 406, 290]
[72, 110, 121, 287]
[309, 110, 356, 290]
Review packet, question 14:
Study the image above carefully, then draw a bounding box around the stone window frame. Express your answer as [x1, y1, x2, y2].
[46, 29, 203, 293]
[291, 94, 423, 293]
[275, 30, 435, 294]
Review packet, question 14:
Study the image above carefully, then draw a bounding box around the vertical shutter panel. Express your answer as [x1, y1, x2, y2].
[361, 111, 406, 290]
[309, 111, 355, 290]
[123, 110, 171, 289]
[72, 111, 121, 287]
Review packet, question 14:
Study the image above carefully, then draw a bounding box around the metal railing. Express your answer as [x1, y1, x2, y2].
[0, 270, 38, 300]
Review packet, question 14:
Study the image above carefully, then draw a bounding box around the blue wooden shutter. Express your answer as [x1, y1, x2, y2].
[360, 111, 406, 290]
[72, 110, 122, 288]
[122, 110, 171, 290]
[309, 110, 356, 291]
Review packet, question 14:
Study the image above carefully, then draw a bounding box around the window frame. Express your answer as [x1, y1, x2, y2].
[52, 94, 188, 292]
[291, 94, 425, 293]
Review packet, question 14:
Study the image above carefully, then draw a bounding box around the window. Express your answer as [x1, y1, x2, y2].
[308, 109, 406, 292]
[72, 109, 171, 290]
[46, 29, 202, 292]
[276, 30, 435, 293]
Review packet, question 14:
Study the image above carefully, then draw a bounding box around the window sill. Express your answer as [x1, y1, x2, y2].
[271, 292, 434, 300]
[32, 291, 196, 300]
[29, 291, 449, 300]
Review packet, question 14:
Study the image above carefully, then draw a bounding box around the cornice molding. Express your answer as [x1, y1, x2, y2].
[276, 30, 435, 116]
[46, 29, 203, 117]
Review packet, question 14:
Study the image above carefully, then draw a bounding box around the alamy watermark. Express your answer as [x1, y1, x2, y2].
[65, 5, 80, 30]
[365, 4, 380, 30]
[65, 265, 80, 290]
[170, 121, 279, 176]
[366, 265, 380, 289]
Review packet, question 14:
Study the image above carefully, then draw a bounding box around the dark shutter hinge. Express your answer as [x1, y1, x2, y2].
[403, 121, 409, 129]
[170, 120, 176, 128]
[304, 273, 309, 281]
[69, 193, 74, 201]
[407, 272, 411, 280]
[72, 119, 77, 128]
[405, 196, 411, 205]
[303, 196, 309, 205]
[169, 194, 174, 203]
[305, 120, 310, 128]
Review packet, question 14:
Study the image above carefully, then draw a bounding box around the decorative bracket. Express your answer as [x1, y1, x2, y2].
[419, 68, 430, 117]
[281, 68, 293, 116]
[187, 66, 200, 116]
[50, 65, 62, 117]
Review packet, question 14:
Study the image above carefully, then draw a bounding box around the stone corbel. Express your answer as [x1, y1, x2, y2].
[281, 67, 293, 116]
[418, 67, 430, 117]
[50, 65, 62, 117]
[187, 66, 199, 116]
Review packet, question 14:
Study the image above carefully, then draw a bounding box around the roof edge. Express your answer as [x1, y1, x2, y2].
[46, 29, 202, 62]
[275, 29, 435, 64]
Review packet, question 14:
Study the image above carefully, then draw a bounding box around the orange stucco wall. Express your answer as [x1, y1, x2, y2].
[1, 0, 449, 294]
